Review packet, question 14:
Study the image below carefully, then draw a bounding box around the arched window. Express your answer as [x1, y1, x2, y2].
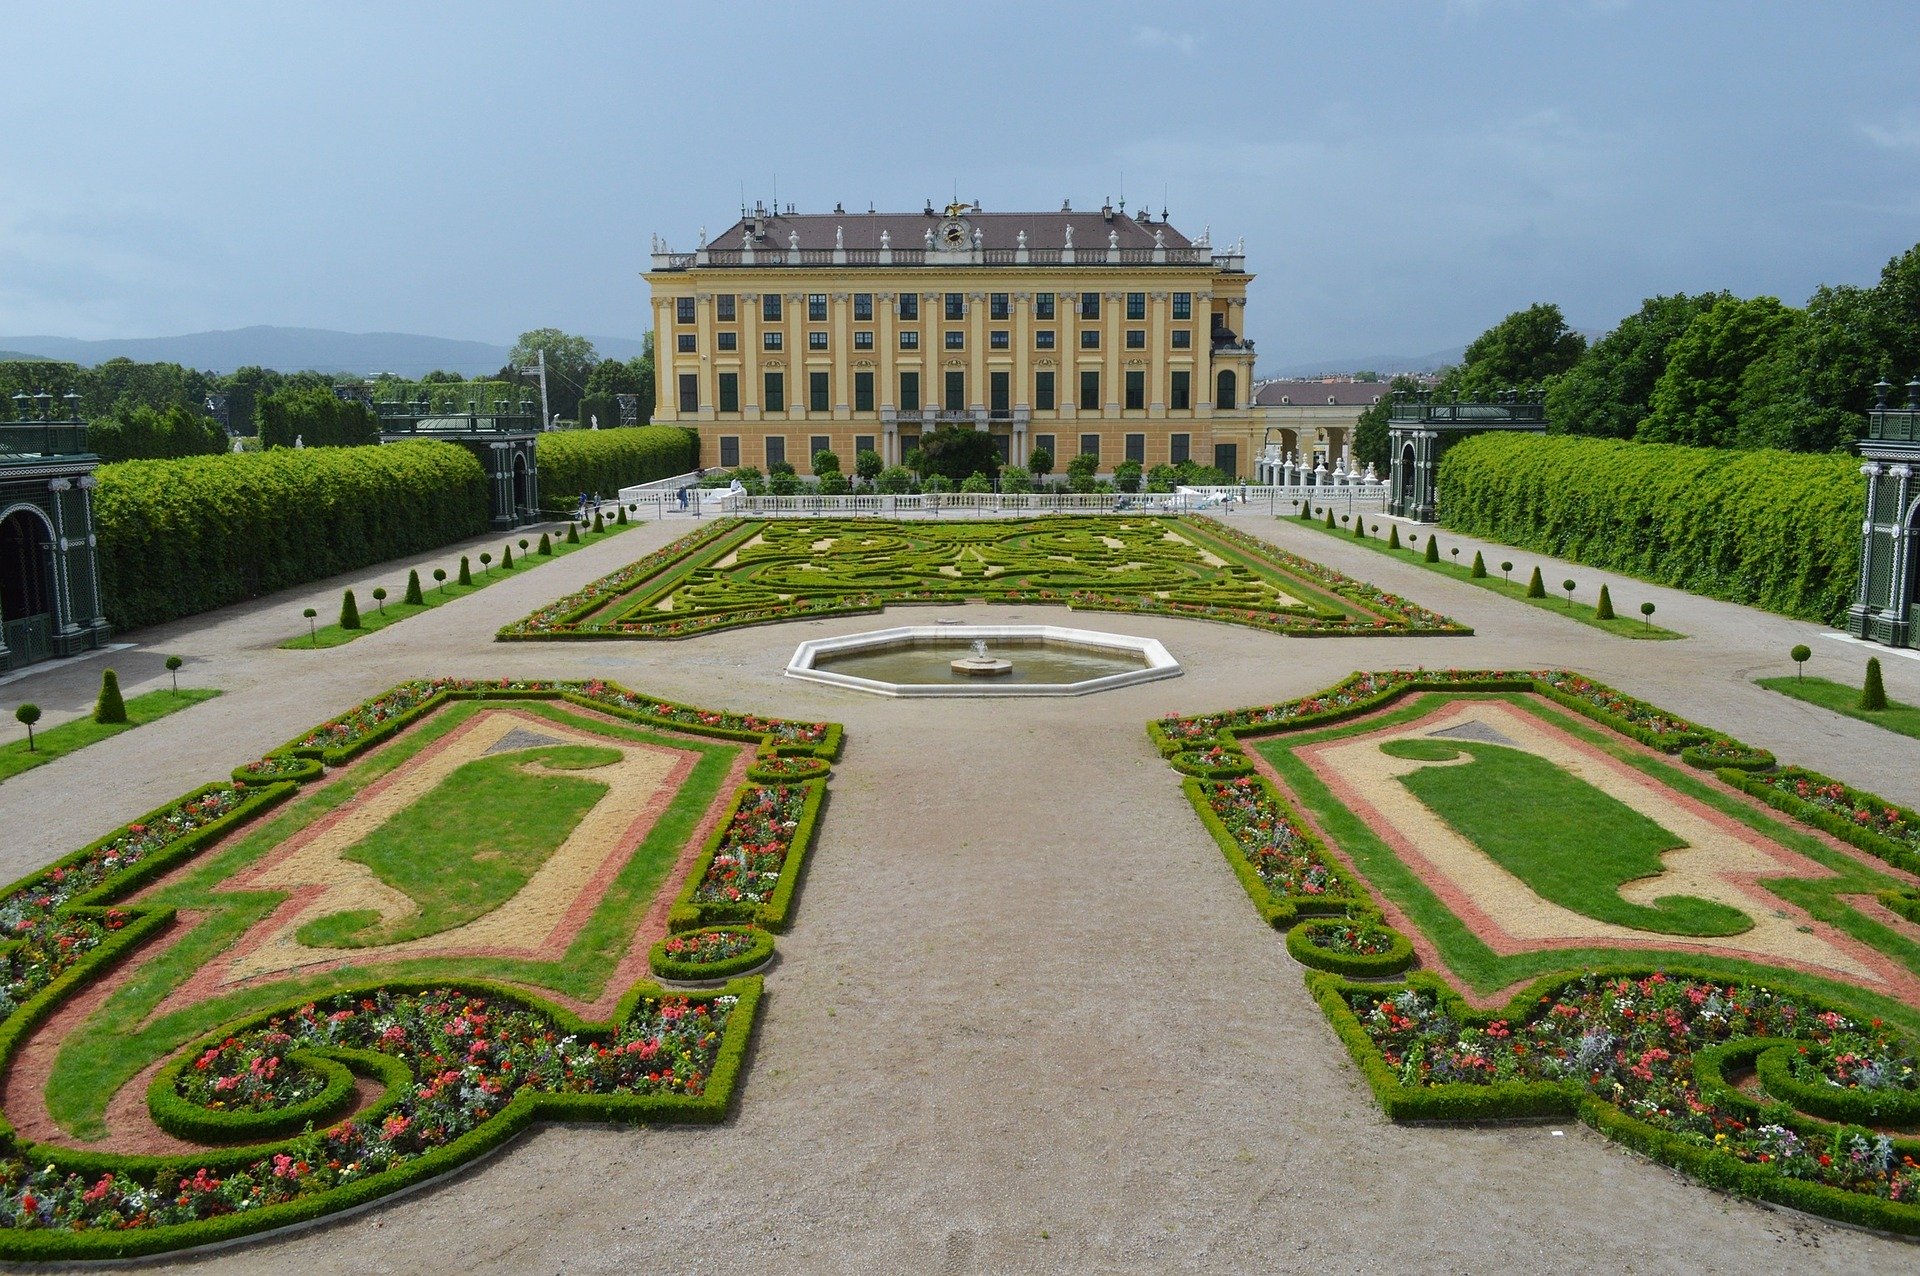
[1217, 370, 1237, 410]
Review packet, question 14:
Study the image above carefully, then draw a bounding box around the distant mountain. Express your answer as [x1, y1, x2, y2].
[1263, 346, 1466, 379]
[0, 327, 513, 376]
[0, 350, 54, 363]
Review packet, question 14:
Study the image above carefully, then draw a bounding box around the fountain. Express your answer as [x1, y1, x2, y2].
[950, 638, 1013, 677]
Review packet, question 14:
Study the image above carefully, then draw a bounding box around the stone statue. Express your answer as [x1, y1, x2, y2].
[924, 227, 934, 248]
[1063, 224, 1074, 248]
[973, 226, 983, 248]
[788, 230, 799, 251]
[835, 225, 844, 249]
[294, 434, 303, 449]
[590, 414, 599, 430]
[696, 226, 707, 249]
[742, 231, 753, 249]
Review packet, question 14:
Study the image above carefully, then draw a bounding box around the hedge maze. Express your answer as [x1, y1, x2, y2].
[1155, 671, 1920, 1233]
[501, 516, 1468, 640]
[0, 679, 838, 1259]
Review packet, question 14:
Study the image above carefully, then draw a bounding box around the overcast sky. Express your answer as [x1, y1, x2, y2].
[4, 1, 1917, 367]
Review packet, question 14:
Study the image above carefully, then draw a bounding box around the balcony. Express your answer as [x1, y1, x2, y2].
[1, 393, 93, 461]
[1387, 390, 1546, 426]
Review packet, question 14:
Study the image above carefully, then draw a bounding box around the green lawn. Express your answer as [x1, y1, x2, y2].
[1381, 736, 1749, 935]
[0, 688, 221, 783]
[1303, 515, 1685, 639]
[1757, 674, 1920, 740]
[297, 744, 621, 947]
[282, 518, 638, 649]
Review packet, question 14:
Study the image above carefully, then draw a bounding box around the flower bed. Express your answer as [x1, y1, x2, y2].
[649, 927, 775, 982]
[1731, 767, 1920, 875]
[1168, 746, 1255, 779]
[1187, 775, 1361, 926]
[1321, 969, 1920, 1233]
[744, 755, 831, 783]
[1754, 1025, 1920, 1125]
[672, 782, 824, 932]
[1286, 918, 1415, 977]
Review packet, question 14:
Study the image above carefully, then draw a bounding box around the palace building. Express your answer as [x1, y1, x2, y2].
[644, 200, 1258, 477]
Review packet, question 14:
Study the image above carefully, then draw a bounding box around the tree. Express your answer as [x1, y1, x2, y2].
[406, 569, 424, 604]
[14, 703, 39, 750]
[1424, 536, 1440, 564]
[1861, 657, 1888, 711]
[1732, 282, 1882, 452]
[302, 607, 318, 643]
[1067, 450, 1100, 494]
[1001, 464, 1033, 493]
[507, 329, 599, 423]
[1440, 303, 1587, 399]
[1028, 447, 1054, 487]
[876, 465, 915, 494]
[855, 449, 883, 488]
[1352, 373, 1423, 471]
[1562, 578, 1577, 607]
[256, 386, 379, 449]
[457, 556, 472, 586]
[1114, 459, 1143, 493]
[812, 449, 841, 477]
[1790, 643, 1811, 680]
[1471, 551, 1487, 578]
[1545, 293, 1725, 439]
[819, 471, 850, 495]
[959, 472, 993, 493]
[1526, 566, 1546, 598]
[87, 404, 226, 462]
[916, 425, 1000, 484]
[165, 654, 183, 691]
[340, 588, 361, 630]
[1640, 601, 1656, 629]
[922, 474, 953, 493]
[1639, 296, 1797, 448]
[94, 669, 127, 724]
[769, 469, 802, 495]
[372, 586, 389, 612]
[1595, 583, 1614, 619]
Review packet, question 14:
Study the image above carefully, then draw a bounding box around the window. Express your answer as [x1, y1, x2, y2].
[854, 330, 873, 350]
[808, 294, 827, 321]
[676, 297, 695, 324]
[719, 435, 740, 468]
[718, 372, 739, 413]
[1080, 292, 1100, 319]
[765, 435, 786, 468]
[1034, 433, 1056, 462]
[1080, 329, 1100, 350]
[899, 371, 920, 411]
[1035, 292, 1055, 319]
[854, 372, 874, 412]
[853, 293, 873, 321]
[990, 371, 1010, 415]
[1125, 432, 1145, 463]
[945, 330, 965, 350]
[763, 294, 782, 321]
[1125, 370, 1145, 410]
[945, 292, 965, 320]
[1126, 329, 1145, 349]
[855, 434, 876, 456]
[990, 330, 1009, 350]
[677, 333, 696, 353]
[1035, 371, 1055, 411]
[1079, 433, 1100, 463]
[899, 331, 920, 349]
[944, 370, 965, 411]
[1170, 432, 1190, 464]
[1217, 369, 1238, 410]
[990, 292, 1009, 320]
[1171, 329, 1191, 349]
[1035, 330, 1055, 350]
[718, 331, 738, 352]
[899, 293, 919, 320]
[717, 294, 737, 322]
[763, 332, 783, 350]
[810, 434, 831, 461]
[764, 372, 785, 412]
[809, 371, 829, 413]
[1172, 292, 1191, 320]
[1170, 370, 1190, 411]
[809, 331, 828, 350]
[1127, 292, 1145, 320]
[1079, 370, 1100, 407]
[677, 374, 698, 413]
[1213, 443, 1238, 477]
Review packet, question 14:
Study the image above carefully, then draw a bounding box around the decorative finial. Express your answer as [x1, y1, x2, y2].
[788, 230, 799, 251]
[1017, 229, 1027, 248]
[925, 226, 934, 248]
[1153, 228, 1164, 247]
[973, 226, 983, 248]
[1108, 229, 1119, 249]
[881, 229, 890, 249]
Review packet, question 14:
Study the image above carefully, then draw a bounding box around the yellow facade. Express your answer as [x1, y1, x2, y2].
[644, 202, 1260, 478]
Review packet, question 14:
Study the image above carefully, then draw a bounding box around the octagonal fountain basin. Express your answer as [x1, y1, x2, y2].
[786, 625, 1181, 698]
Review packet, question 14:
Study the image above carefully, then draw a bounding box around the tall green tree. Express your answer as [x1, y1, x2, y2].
[87, 405, 227, 462]
[1544, 293, 1724, 439]
[1352, 373, 1423, 471]
[1639, 295, 1797, 448]
[1731, 283, 1881, 451]
[506, 329, 598, 423]
[915, 424, 1000, 483]
[1439, 303, 1587, 398]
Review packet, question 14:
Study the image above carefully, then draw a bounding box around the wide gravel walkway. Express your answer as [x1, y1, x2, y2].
[1, 510, 1915, 1273]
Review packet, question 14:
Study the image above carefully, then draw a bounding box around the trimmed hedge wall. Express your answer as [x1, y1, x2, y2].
[95, 441, 488, 631]
[1436, 433, 1860, 624]
[535, 425, 698, 511]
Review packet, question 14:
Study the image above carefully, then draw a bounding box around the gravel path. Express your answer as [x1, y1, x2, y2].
[1, 511, 1915, 1272]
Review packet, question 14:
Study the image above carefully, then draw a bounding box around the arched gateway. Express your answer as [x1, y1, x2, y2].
[0, 396, 110, 672]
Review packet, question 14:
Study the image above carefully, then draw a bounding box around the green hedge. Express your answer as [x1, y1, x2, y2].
[145, 1047, 377, 1145]
[648, 926, 776, 982]
[1436, 433, 1860, 624]
[1285, 919, 1415, 977]
[95, 441, 488, 630]
[536, 426, 698, 511]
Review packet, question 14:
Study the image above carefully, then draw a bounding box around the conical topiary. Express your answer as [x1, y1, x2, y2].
[405, 568, 424, 606]
[539, 532, 553, 555]
[616, 505, 628, 525]
[567, 523, 580, 545]
[1526, 566, 1546, 598]
[458, 556, 472, 586]
[1470, 550, 1486, 578]
[94, 668, 127, 725]
[1300, 502, 1316, 521]
[1354, 516, 1367, 539]
[1862, 657, 1888, 711]
[1424, 536, 1440, 564]
[1595, 583, 1615, 619]
[502, 544, 514, 569]
[1387, 525, 1400, 550]
[592, 510, 605, 533]
[340, 588, 361, 630]
[1323, 508, 1335, 529]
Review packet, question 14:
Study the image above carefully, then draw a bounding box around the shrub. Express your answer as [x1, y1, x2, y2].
[479, 552, 493, 576]
[1424, 535, 1439, 563]
[539, 532, 553, 555]
[404, 569, 424, 606]
[592, 510, 604, 533]
[1596, 583, 1615, 619]
[534, 426, 697, 513]
[165, 654, 183, 691]
[1353, 513, 1368, 538]
[339, 588, 361, 630]
[255, 385, 378, 449]
[457, 556, 472, 586]
[616, 504, 628, 524]
[1438, 433, 1859, 624]
[1526, 566, 1546, 598]
[1862, 657, 1888, 711]
[1470, 550, 1486, 578]
[432, 568, 447, 593]
[1790, 643, 1810, 679]
[566, 523, 580, 545]
[1324, 508, 1336, 528]
[94, 442, 487, 630]
[1387, 525, 1400, 549]
[14, 703, 39, 750]
[94, 669, 127, 724]
[501, 545, 514, 569]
